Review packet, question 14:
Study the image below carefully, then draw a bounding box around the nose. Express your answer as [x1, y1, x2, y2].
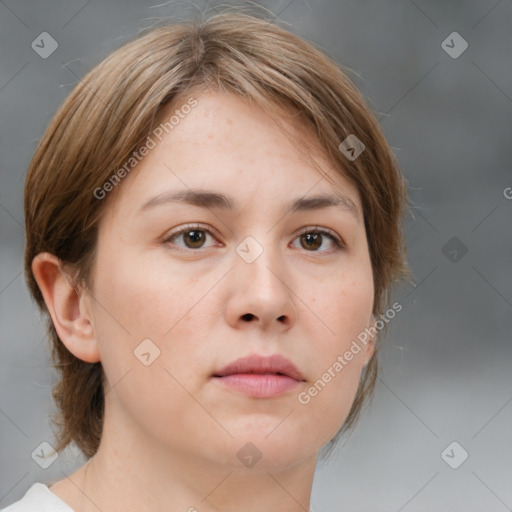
[223, 241, 297, 332]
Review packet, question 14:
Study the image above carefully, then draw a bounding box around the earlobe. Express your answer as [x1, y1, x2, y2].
[31, 252, 100, 363]
[363, 340, 376, 367]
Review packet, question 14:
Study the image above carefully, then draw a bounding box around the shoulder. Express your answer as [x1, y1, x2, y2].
[1, 483, 75, 512]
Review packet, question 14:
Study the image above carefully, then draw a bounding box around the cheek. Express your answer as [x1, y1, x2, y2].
[294, 267, 373, 437]
[310, 267, 374, 355]
[91, 251, 219, 380]
[93, 249, 207, 337]
[89, 254, 216, 437]
[295, 354, 363, 447]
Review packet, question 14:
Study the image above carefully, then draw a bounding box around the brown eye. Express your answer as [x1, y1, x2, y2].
[292, 228, 343, 253]
[300, 232, 322, 251]
[182, 229, 206, 249]
[164, 225, 216, 250]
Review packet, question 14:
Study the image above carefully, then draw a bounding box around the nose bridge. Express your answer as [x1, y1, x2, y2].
[227, 232, 297, 327]
[235, 232, 282, 286]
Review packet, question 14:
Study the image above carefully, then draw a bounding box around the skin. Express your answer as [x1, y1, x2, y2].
[32, 91, 376, 512]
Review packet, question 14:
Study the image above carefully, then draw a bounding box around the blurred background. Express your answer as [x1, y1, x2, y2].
[1, 1, 511, 510]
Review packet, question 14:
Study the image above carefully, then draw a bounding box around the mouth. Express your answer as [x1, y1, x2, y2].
[212, 354, 305, 398]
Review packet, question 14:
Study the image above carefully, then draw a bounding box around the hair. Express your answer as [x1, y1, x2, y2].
[24, 8, 411, 461]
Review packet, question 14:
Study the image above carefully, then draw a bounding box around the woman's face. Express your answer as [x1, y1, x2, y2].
[88, 91, 375, 469]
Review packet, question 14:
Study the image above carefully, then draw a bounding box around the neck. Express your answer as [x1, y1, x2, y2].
[78, 417, 318, 512]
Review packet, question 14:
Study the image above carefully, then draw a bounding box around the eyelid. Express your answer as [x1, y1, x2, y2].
[163, 223, 219, 245]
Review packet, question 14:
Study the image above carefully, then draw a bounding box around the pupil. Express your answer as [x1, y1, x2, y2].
[303, 233, 321, 250]
[186, 230, 204, 247]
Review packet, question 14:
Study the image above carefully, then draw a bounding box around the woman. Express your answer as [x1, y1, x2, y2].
[5, 10, 409, 512]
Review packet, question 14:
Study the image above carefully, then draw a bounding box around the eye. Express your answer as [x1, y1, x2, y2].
[163, 224, 218, 250]
[291, 227, 344, 253]
[163, 224, 344, 253]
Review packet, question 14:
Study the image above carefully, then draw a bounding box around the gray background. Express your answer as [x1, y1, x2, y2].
[1, 1, 511, 510]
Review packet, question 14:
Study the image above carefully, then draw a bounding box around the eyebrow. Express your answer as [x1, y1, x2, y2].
[137, 188, 360, 221]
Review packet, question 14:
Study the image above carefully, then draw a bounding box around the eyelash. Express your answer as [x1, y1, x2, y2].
[162, 223, 345, 253]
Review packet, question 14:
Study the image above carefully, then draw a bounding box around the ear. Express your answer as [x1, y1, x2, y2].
[362, 315, 377, 367]
[31, 252, 100, 363]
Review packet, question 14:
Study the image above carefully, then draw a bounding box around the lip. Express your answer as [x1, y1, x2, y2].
[213, 354, 305, 381]
[212, 354, 305, 398]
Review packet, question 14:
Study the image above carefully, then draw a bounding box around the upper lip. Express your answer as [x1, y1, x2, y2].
[213, 354, 305, 381]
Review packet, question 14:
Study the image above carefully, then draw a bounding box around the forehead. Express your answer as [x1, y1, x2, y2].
[103, 90, 362, 221]
[152, 89, 343, 176]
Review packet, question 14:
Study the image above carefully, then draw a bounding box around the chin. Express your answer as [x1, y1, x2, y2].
[222, 430, 319, 471]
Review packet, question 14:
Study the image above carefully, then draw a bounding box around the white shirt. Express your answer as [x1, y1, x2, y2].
[2, 482, 318, 512]
[1, 483, 74, 512]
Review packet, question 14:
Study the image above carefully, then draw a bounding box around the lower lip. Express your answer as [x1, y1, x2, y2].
[213, 374, 302, 398]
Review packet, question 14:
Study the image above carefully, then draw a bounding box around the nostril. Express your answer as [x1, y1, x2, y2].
[242, 313, 255, 321]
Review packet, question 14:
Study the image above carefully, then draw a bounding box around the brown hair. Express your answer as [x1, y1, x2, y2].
[24, 9, 410, 460]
